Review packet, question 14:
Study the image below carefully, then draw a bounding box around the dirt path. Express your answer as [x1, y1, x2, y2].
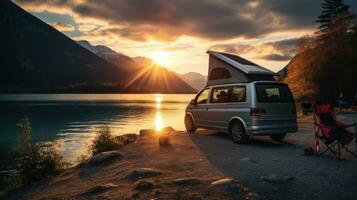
[188, 114, 357, 200]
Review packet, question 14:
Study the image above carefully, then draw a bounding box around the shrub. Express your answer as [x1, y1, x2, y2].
[14, 118, 69, 184]
[91, 126, 122, 156]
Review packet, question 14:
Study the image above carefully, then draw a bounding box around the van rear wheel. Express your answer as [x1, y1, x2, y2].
[230, 121, 248, 144]
[185, 115, 196, 133]
[270, 134, 286, 142]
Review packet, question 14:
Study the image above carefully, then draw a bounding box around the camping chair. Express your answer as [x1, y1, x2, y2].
[313, 103, 357, 159]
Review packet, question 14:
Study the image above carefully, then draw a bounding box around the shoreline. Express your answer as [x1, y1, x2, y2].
[5, 130, 251, 200]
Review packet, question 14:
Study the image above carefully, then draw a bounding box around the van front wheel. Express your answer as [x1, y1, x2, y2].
[185, 115, 196, 133]
[230, 121, 248, 144]
[270, 134, 286, 142]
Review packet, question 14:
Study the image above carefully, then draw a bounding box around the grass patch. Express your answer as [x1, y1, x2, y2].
[1, 119, 69, 197]
[90, 126, 122, 156]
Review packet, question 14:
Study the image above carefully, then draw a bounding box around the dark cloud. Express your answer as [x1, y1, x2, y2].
[15, 0, 357, 41]
[210, 37, 311, 61]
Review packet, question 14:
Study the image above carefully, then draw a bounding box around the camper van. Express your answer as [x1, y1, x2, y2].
[184, 51, 297, 143]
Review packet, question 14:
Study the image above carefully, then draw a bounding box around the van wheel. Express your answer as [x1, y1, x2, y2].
[230, 121, 248, 144]
[185, 115, 196, 133]
[270, 134, 286, 142]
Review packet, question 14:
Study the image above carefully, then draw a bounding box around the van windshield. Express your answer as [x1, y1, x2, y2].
[255, 83, 294, 103]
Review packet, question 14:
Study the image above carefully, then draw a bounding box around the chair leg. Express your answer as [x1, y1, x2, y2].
[338, 142, 341, 160]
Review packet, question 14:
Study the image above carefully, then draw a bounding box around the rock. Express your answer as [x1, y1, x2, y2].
[89, 151, 124, 165]
[159, 134, 171, 146]
[210, 178, 241, 192]
[240, 157, 258, 164]
[260, 174, 295, 183]
[85, 183, 118, 194]
[247, 192, 261, 199]
[173, 178, 202, 186]
[134, 180, 154, 191]
[162, 126, 175, 132]
[139, 129, 155, 137]
[126, 168, 162, 180]
[117, 134, 138, 144]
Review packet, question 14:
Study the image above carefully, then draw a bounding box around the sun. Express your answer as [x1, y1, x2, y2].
[149, 51, 170, 66]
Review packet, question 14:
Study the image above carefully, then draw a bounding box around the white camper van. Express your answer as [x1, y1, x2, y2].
[185, 51, 297, 143]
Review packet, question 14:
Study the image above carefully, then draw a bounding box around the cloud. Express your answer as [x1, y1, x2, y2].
[50, 22, 75, 31]
[15, 0, 357, 42]
[210, 37, 310, 61]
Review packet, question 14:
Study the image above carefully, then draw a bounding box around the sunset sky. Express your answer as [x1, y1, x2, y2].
[14, 0, 357, 75]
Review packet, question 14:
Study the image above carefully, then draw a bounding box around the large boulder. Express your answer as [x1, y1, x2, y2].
[89, 151, 124, 165]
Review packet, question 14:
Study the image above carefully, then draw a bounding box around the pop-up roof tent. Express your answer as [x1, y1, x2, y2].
[206, 51, 277, 86]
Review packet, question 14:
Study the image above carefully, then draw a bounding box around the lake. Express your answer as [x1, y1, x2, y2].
[0, 94, 195, 162]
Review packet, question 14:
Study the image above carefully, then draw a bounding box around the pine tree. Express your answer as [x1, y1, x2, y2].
[316, 0, 353, 42]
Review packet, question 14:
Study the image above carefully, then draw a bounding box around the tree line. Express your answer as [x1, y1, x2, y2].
[284, 0, 357, 104]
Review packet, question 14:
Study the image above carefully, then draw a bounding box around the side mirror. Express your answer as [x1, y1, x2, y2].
[190, 99, 196, 105]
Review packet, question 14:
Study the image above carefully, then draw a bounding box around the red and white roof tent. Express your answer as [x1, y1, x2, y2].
[206, 51, 277, 86]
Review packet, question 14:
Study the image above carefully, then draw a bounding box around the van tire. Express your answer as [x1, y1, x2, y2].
[230, 120, 248, 144]
[185, 115, 196, 133]
[270, 134, 286, 142]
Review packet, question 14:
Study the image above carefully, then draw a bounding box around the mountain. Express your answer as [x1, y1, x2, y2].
[77, 40, 141, 74]
[178, 72, 207, 90]
[78, 41, 196, 93]
[0, 0, 195, 93]
[0, 0, 127, 92]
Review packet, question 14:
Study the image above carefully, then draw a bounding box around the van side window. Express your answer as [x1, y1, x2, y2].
[209, 68, 231, 80]
[211, 86, 246, 103]
[196, 89, 210, 104]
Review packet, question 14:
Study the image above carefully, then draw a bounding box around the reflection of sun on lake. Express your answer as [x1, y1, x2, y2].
[155, 111, 163, 131]
[155, 94, 163, 131]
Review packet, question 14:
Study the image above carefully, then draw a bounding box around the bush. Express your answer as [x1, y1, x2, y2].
[91, 126, 122, 156]
[14, 119, 69, 184]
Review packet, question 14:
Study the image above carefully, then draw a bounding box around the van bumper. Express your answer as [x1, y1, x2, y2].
[247, 124, 298, 136]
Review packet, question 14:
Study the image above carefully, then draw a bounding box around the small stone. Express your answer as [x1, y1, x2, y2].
[89, 151, 124, 165]
[126, 168, 162, 180]
[260, 174, 295, 183]
[240, 157, 258, 164]
[210, 178, 241, 192]
[162, 126, 175, 132]
[159, 134, 171, 146]
[247, 192, 260, 199]
[173, 178, 202, 186]
[134, 181, 154, 191]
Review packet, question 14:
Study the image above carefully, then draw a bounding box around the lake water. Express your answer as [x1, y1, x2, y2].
[0, 94, 194, 162]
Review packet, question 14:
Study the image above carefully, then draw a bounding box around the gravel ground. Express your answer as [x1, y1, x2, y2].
[189, 114, 357, 200]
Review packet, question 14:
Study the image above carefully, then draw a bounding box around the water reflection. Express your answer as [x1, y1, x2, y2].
[0, 94, 194, 162]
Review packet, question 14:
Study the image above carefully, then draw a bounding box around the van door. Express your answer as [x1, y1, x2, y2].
[253, 83, 297, 133]
[190, 88, 210, 127]
[206, 85, 247, 131]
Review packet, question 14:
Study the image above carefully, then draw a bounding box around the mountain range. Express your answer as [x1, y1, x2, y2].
[0, 0, 197, 93]
[78, 40, 208, 91]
